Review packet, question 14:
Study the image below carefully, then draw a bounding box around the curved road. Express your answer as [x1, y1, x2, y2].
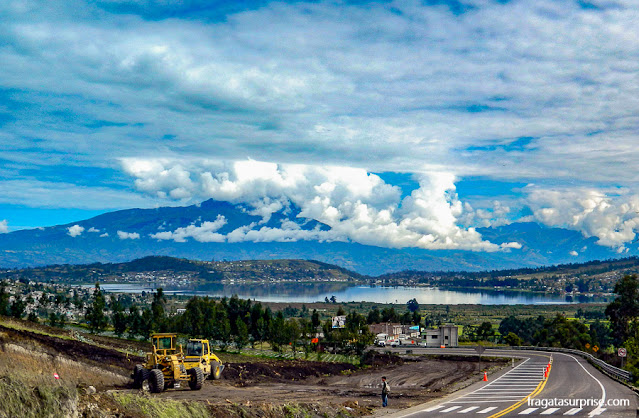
[382, 348, 638, 417]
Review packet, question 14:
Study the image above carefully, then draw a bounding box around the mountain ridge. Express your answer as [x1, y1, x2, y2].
[1, 199, 636, 275]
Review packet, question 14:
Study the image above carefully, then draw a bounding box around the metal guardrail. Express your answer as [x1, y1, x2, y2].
[504, 346, 632, 382]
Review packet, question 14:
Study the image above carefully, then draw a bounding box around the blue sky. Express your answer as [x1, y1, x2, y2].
[2, 0, 639, 252]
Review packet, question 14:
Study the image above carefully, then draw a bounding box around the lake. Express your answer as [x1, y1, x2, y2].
[93, 282, 607, 305]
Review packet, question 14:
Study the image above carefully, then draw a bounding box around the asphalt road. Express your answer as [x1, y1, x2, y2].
[381, 348, 638, 418]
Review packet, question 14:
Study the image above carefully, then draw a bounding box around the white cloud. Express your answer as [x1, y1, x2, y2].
[3, 0, 639, 186]
[125, 158, 521, 251]
[117, 230, 140, 240]
[0, 220, 8, 234]
[87, 227, 100, 233]
[570, 250, 578, 256]
[526, 186, 639, 247]
[3, 0, 639, 250]
[67, 224, 84, 237]
[100, 232, 109, 237]
[150, 215, 227, 242]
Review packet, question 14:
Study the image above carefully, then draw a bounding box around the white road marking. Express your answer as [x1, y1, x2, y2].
[564, 408, 583, 415]
[557, 354, 607, 414]
[477, 407, 498, 413]
[541, 408, 560, 415]
[450, 399, 526, 404]
[441, 406, 462, 413]
[518, 408, 538, 414]
[422, 405, 444, 412]
[457, 406, 479, 413]
[588, 408, 606, 416]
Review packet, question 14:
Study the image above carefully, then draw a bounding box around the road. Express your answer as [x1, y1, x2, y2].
[381, 348, 638, 417]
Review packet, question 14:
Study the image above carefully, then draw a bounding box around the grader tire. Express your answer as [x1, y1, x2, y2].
[149, 369, 164, 393]
[188, 367, 204, 390]
[133, 365, 144, 388]
[211, 362, 222, 380]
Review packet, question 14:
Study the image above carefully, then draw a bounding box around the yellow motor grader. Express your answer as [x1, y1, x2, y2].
[184, 338, 224, 380]
[132, 333, 204, 393]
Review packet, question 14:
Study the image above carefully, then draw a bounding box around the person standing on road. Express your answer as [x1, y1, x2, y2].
[381, 376, 390, 407]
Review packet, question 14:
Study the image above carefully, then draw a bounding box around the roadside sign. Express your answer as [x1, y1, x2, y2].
[53, 373, 60, 380]
[593, 345, 599, 352]
[585, 343, 590, 349]
[619, 348, 627, 357]
[475, 346, 485, 355]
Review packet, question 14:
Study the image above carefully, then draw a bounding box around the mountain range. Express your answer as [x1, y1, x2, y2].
[1, 199, 636, 275]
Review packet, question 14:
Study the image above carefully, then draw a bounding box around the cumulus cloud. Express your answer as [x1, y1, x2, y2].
[100, 232, 109, 237]
[0, 220, 8, 234]
[151, 215, 227, 242]
[87, 227, 100, 233]
[117, 230, 140, 240]
[570, 251, 578, 256]
[526, 186, 639, 248]
[67, 224, 84, 237]
[125, 158, 520, 251]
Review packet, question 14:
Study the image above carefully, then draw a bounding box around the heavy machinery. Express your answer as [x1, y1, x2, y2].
[132, 333, 204, 393]
[183, 338, 224, 380]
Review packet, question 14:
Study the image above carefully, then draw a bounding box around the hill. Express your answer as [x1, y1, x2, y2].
[0, 256, 366, 284]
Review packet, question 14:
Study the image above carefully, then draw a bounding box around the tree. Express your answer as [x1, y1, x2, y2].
[285, 318, 302, 359]
[150, 288, 167, 332]
[9, 298, 26, 319]
[270, 312, 287, 353]
[606, 275, 639, 345]
[311, 309, 321, 329]
[111, 297, 128, 337]
[367, 307, 381, 324]
[235, 318, 250, 352]
[0, 287, 9, 316]
[407, 298, 420, 313]
[476, 322, 495, 342]
[85, 283, 109, 334]
[504, 332, 523, 346]
[27, 311, 39, 323]
[589, 319, 613, 349]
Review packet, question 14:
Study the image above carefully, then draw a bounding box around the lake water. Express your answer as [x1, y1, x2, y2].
[93, 282, 606, 305]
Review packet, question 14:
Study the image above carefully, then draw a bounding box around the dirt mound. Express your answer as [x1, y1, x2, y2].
[360, 350, 404, 368]
[223, 359, 357, 386]
[0, 324, 143, 379]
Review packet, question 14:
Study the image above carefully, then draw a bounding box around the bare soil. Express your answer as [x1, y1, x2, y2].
[0, 320, 504, 416]
[148, 353, 501, 414]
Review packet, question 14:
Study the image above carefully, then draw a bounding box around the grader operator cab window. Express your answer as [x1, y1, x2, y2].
[153, 335, 175, 355]
[186, 341, 203, 357]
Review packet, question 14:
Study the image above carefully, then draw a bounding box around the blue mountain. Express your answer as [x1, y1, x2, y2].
[0, 200, 633, 275]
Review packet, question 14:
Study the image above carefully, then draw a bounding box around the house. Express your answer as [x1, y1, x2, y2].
[368, 323, 405, 341]
[421, 324, 459, 347]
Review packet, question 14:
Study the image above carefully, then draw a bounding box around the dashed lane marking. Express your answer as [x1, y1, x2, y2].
[563, 408, 582, 415]
[540, 408, 560, 415]
[477, 407, 498, 414]
[518, 408, 538, 414]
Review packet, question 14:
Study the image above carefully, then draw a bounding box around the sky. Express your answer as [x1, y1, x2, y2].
[2, 0, 639, 252]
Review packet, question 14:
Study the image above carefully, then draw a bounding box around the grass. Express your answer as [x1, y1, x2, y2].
[113, 393, 210, 418]
[0, 374, 78, 418]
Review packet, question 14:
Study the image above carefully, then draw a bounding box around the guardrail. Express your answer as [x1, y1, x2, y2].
[505, 346, 632, 382]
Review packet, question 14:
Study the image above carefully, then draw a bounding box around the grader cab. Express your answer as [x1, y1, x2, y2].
[132, 333, 204, 393]
[184, 339, 224, 380]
